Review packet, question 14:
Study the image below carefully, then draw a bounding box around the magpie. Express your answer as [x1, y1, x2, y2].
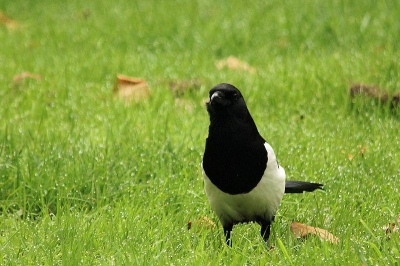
[202, 83, 323, 246]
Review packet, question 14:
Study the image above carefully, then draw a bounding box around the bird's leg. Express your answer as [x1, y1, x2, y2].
[260, 220, 272, 246]
[223, 224, 233, 247]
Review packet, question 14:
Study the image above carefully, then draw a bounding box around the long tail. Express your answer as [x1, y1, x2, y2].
[285, 181, 323, 193]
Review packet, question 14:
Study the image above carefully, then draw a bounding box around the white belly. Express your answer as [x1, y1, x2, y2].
[203, 143, 286, 225]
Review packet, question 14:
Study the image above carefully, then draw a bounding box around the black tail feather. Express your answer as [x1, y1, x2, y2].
[285, 181, 323, 194]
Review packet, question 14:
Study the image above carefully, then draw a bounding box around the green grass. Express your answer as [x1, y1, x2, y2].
[1, 0, 400, 264]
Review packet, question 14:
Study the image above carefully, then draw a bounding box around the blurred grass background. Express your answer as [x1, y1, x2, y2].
[1, 0, 399, 264]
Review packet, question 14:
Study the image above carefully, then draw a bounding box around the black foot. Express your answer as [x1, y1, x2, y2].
[259, 220, 272, 246]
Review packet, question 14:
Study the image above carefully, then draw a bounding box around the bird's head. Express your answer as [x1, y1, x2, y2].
[206, 83, 247, 116]
[206, 83, 258, 137]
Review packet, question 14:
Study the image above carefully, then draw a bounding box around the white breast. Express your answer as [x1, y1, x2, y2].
[203, 142, 286, 225]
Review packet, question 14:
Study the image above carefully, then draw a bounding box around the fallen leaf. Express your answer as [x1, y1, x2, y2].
[113, 74, 151, 101]
[358, 145, 367, 157]
[188, 216, 216, 230]
[199, 216, 216, 229]
[383, 214, 400, 239]
[0, 11, 19, 30]
[347, 154, 354, 161]
[349, 84, 381, 98]
[383, 223, 397, 239]
[349, 83, 400, 109]
[13, 72, 42, 83]
[216, 56, 256, 74]
[290, 221, 339, 244]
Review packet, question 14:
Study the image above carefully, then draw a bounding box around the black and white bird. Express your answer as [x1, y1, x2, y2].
[202, 83, 323, 246]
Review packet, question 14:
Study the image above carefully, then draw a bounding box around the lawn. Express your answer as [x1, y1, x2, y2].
[1, 0, 399, 265]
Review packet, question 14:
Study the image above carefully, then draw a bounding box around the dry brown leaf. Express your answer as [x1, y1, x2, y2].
[358, 145, 367, 156]
[383, 214, 400, 239]
[291, 221, 339, 244]
[188, 216, 216, 230]
[199, 216, 216, 229]
[349, 83, 400, 109]
[343, 145, 367, 161]
[383, 223, 397, 239]
[216, 56, 256, 74]
[0, 11, 19, 30]
[13, 72, 42, 83]
[350, 84, 381, 98]
[113, 74, 151, 101]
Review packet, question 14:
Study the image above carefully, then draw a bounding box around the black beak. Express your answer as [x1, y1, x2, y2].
[210, 91, 230, 106]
